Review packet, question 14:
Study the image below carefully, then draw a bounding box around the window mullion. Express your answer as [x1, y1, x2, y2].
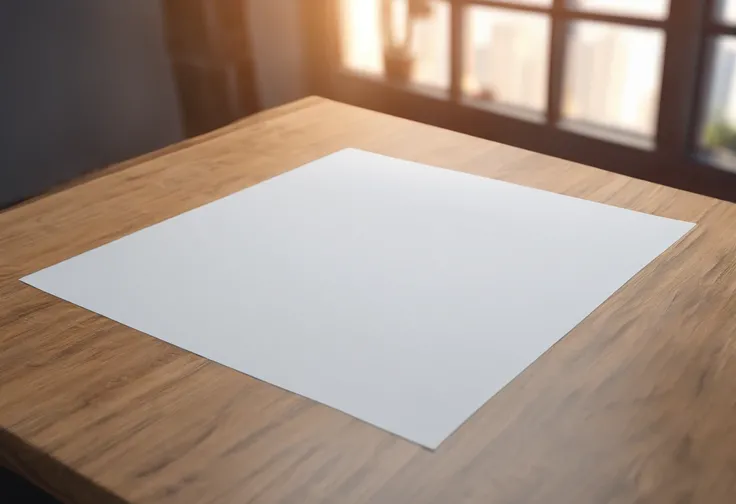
[656, 0, 708, 163]
[450, 0, 464, 102]
[546, 0, 566, 125]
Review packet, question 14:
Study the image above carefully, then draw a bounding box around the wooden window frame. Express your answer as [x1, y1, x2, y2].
[304, 0, 736, 201]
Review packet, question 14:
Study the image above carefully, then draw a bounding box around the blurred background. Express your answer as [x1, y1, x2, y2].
[0, 0, 304, 209]
[3, 0, 736, 208]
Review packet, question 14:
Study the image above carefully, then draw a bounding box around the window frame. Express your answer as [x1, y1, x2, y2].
[690, 0, 736, 170]
[303, 0, 736, 201]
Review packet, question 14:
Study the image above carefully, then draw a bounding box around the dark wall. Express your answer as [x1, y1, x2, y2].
[0, 0, 183, 208]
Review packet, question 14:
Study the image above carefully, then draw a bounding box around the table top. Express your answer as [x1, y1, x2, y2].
[2, 96, 736, 504]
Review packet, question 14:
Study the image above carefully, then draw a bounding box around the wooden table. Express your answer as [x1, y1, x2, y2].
[2, 97, 736, 504]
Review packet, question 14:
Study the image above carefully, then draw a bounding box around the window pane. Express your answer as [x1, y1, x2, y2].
[717, 0, 736, 24]
[700, 37, 736, 168]
[568, 0, 670, 20]
[562, 21, 664, 141]
[463, 5, 550, 113]
[410, 1, 451, 89]
[340, 0, 382, 76]
[340, 0, 450, 91]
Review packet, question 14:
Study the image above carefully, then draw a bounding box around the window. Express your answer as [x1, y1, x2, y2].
[700, 37, 736, 167]
[700, 1, 736, 169]
[340, 0, 450, 92]
[718, 0, 736, 24]
[463, 5, 550, 118]
[317, 0, 736, 199]
[339, 0, 671, 143]
[561, 21, 664, 147]
[339, 0, 382, 77]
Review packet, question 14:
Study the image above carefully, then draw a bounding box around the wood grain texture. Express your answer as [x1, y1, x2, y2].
[1, 96, 734, 504]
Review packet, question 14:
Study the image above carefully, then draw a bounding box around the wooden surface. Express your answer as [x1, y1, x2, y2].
[1, 96, 736, 504]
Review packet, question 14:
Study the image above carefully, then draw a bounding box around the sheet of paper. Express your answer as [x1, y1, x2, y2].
[22, 148, 694, 449]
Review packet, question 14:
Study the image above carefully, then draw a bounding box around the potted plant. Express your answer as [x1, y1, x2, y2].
[382, 0, 433, 84]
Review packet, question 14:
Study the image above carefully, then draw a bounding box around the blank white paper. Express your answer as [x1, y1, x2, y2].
[22, 148, 694, 449]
